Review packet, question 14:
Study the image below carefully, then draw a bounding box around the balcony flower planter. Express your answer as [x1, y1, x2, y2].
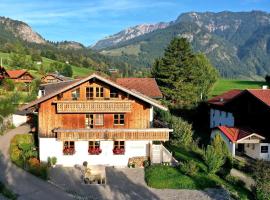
[88, 147, 102, 155]
[63, 148, 75, 155]
[113, 148, 125, 155]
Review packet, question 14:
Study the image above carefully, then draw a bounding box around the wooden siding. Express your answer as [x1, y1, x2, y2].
[55, 128, 170, 141]
[38, 80, 151, 138]
[41, 75, 62, 84]
[55, 100, 133, 113]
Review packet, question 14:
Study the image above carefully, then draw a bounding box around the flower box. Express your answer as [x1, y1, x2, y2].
[113, 148, 125, 155]
[88, 147, 102, 155]
[63, 148, 75, 155]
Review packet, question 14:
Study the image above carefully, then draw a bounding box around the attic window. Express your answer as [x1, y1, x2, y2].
[110, 88, 118, 98]
[72, 88, 80, 100]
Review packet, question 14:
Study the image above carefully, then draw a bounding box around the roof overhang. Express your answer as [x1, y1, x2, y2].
[20, 73, 168, 111]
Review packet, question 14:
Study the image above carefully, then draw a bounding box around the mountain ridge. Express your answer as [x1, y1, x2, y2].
[94, 11, 270, 79]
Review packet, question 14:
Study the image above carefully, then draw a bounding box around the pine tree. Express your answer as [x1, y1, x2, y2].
[152, 37, 218, 108]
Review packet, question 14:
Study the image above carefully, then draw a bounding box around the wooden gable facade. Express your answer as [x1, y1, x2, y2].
[41, 74, 63, 84]
[32, 74, 171, 141]
[6, 70, 34, 83]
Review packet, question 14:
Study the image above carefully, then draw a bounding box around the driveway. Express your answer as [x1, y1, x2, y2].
[0, 124, 74, 200]
[49, 166, 231, 200]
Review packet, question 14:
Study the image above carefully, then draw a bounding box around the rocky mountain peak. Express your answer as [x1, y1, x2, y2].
[92, 22, 170, 50]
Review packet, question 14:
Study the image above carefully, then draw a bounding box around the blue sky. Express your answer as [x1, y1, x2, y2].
[0, 0, 269, 46]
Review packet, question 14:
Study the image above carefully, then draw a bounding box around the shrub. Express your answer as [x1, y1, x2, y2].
[47, 157, 51, 167]
[143, 160, 150, 168]
[51, 157, 57, 166]
[28, 157, 40, 168]
[253, 160, 270, 200]
[29, 162, 48, 180]
[203, 145, 224, 174]
[2, 79, 14, 91]
[181, 160, 199, 177]
[10, 145, 23, 167]
[170, 116, 193, 147]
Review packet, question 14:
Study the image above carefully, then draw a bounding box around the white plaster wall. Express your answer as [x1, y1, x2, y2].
[245, 143, 270, 160]
[39, 138, 151, 167]
[210, 109, 234, 128]
[12, 114, 27, 127]
[210, 129, 234, 155]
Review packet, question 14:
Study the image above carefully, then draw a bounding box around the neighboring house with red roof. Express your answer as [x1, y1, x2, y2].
[20, 73, 172, 167]
[208, 88, 270, 160]
[6, 69, 33, 83]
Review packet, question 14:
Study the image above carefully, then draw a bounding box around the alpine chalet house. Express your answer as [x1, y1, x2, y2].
[20, 73, 172, 167]
[6, 69, 34, 83]
[208, 88, 270, 160]
[41, 73, 72, 84]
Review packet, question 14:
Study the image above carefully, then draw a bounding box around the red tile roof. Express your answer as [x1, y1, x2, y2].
[217, 126, 264, 142]
[6, 69, 27, 78]
[208, 89, 242, 106]
[247, 89, 270, 107]
[116, 78, 163, 99]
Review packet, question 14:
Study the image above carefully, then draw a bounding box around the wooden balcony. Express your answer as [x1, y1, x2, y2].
[54, 128, 172, 141]
[54, 100, 133, 113]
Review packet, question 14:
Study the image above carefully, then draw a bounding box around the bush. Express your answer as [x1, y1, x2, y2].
[181, 160, 199, 177]
[29, 162, 48, 180]
[253, 160, 270, 200]
[2, 79, 15, 91]
[28, 157, 40, 168]
[51, 157, 57, 166]
[143, 160, 150, 168]
[203, 145, 224, 174]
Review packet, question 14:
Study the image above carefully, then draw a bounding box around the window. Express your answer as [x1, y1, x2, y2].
[252, 144, 255, 150]
[71, 88, 80, 100]
[63, 141, 75, 155]
[88, 141, 102, 155]
[89, 141, 100, 149]
[113, 141, 125, 155]
[96, 87, 104, 98]
[95, 114, 104, 125]
[85, 114, 94, 128]
[110, 88, 118, 98]
[86, 87, 94, 100]
[261, 146, 268, 153]
[41, 90, 45, 96]
[114, 114, 125, 125]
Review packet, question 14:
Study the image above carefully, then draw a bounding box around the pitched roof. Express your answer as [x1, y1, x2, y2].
[42, 73, 72, 82]
[40, 80, 80, 96]
[247, 89, 270, 107]
[6, 69, 28, 78]
[208, 89, 270, 108]
[116, 78, 162, 99]
[217, 126, 265, 142]
[20, 73, 167, 111]
[208, 90, 243, 106]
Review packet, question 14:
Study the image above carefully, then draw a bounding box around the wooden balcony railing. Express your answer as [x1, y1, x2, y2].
[54, 100, 133, 113]
[54, 128, 172, 141]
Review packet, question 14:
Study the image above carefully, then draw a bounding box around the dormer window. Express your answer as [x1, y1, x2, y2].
[72, 88, 80, 100]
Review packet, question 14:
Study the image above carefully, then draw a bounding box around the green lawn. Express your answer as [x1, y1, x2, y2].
[145, 145, 253, 200]
[210, 79, 265, 97]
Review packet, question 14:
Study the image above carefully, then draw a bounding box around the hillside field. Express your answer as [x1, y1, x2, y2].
[0, 52, 94, 78]
[210, 79, 265, 97]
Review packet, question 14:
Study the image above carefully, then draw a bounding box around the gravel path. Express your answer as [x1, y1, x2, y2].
[0, 125, 74, 200]
[231, 168, 255, 190]
[49, 166, 231, 200]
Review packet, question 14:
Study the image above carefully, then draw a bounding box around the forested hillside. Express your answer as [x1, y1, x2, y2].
[97, 11, 270, 79]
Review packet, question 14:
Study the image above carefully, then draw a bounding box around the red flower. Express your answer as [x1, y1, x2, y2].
[63, 148, 75, 155]
[88, 147, 102, 155]
[113, 148, 125, 155]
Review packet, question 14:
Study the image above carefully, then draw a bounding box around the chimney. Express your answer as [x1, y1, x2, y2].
[109, 68, 119, 81]
[262, 85, 268, 90]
